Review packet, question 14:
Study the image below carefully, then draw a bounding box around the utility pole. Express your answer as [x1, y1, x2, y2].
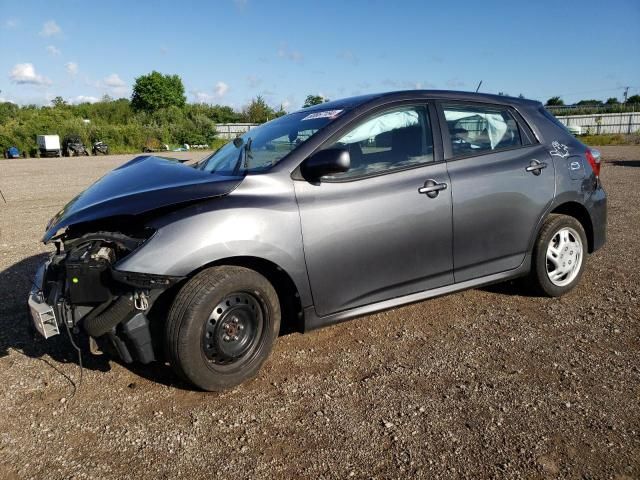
[623, 86, 629, 103]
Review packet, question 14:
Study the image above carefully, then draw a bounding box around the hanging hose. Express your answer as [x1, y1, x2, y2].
[83, 296, 135, 337]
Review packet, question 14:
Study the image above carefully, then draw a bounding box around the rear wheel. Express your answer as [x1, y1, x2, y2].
[529, 214, 587, 296]
[165, 266, 281, 391]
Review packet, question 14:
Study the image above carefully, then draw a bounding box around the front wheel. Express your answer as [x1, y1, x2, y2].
[165, 266, 281, 391]
[529, 214, 588, 297]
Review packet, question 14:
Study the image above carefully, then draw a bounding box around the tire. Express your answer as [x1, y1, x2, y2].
[529, 214, 588, 297]
[165, 266, 281, 391]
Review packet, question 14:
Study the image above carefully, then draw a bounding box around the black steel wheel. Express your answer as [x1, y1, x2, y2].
[165, 266, 281, 391]
[202, 292, 263, 366]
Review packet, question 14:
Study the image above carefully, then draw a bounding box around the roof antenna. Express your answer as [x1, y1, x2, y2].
[475, 80, 483, 93]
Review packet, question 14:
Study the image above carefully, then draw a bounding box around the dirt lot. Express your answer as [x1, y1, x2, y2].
[0, 148, 638, 479]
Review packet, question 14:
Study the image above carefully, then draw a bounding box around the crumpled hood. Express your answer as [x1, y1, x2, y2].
[43, 155, 243, 242]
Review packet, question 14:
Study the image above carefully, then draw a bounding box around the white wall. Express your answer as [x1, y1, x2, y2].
[558, 112, 640, 135]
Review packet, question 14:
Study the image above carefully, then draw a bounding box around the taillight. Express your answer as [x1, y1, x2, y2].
[585, 149, 601, 177]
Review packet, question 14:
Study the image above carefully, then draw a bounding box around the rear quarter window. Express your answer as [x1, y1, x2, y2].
[539, 107, 572, 134]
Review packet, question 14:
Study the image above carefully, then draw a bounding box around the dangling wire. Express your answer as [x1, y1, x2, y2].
[61, 304, 83, 398]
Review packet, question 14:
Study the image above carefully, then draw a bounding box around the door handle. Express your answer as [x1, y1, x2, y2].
[418, 179, 448, 198]
[526, 159, 547, 176]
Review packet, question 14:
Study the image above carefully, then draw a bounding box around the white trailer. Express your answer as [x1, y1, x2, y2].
[36, 135, 62, 157]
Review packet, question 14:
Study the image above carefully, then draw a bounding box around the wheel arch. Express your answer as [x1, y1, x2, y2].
[172, 256, 305, 335]
[549, 202, 594, 252]
[536, 201, 594, 253]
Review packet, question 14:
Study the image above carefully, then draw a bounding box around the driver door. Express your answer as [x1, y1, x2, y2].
[294, 104, 454, 317]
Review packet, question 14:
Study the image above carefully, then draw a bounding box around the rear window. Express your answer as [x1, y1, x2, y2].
[443, 104, 522, 158]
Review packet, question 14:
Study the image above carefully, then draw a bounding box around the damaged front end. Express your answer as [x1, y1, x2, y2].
[28, 154, 244, 365]
[29, 226, 183, 364]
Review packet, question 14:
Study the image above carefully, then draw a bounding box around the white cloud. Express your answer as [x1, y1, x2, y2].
[233, 0, 248, 9]
[277, 43, 303, 63]
[40, 20, 61, 37]
[71, 95, 99, 104]
[9, 63, 52, 86]
[65, 62, 78, 75]
[214, 81, 229, 97]
[191, 90, 215, 103]
[103, 73, 125, 88]
[46, 45, 61, 56]
[96, 73, 128, 96]
[4, 18, 18, 29]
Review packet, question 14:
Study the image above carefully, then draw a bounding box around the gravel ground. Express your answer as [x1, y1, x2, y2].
[0, 148, 638, 479]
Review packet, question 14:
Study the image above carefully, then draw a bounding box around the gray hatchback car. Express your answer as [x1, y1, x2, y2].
[29, 90, 606, 390]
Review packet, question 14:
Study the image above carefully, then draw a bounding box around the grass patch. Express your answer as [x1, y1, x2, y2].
[579, 134, 640, 146]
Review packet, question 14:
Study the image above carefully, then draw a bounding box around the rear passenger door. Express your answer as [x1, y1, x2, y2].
[437, 102, 555, 282]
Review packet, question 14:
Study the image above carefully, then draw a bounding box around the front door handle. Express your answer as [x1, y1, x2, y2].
[418, 179, 448, 198]
[526, 159, 547, 176]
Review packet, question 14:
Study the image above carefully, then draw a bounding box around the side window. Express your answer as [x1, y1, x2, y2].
[443, 104, 522, 158]
[324, 106, 433, 180]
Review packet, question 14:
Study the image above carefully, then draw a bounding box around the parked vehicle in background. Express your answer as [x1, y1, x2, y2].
[4, 146, 21, 159]
[36, 135, 62, 157]
[28, 90, 607, 391]
[63, 135, 90, 157]
[92, 141, 109, 155]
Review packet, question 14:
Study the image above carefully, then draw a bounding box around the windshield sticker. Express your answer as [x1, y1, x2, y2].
[550, 141, 570, 158]
[302, 109, 343, 121]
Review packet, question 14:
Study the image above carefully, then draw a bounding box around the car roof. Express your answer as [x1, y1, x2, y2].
[295, 90, 541, 114]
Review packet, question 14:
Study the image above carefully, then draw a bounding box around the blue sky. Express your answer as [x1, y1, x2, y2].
[1, 0, 639, 110]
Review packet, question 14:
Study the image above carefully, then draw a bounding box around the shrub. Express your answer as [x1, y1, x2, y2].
[0, 98, 240, 156]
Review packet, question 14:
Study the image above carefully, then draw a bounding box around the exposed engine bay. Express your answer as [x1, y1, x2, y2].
[31, 228, 183, 365]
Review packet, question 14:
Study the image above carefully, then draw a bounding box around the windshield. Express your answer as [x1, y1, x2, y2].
[199, 109, 344, 175]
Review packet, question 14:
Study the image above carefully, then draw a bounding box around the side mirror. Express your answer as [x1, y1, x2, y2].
[301, 148, 350, 180]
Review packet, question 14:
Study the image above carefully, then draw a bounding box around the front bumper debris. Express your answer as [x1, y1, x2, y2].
[28, 262, 60, 339]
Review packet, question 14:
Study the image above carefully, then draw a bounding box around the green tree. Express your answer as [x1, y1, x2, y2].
[576, 99, 603, 106]
[605, 97, 619, 105]
[545, 96, 564, 106]
[131, 71, 186, 113]
[243, 96, 276, 123]
[51, 96, 67, 108]
[303, 94, 328, 108]
[626, 94, 640, 104]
